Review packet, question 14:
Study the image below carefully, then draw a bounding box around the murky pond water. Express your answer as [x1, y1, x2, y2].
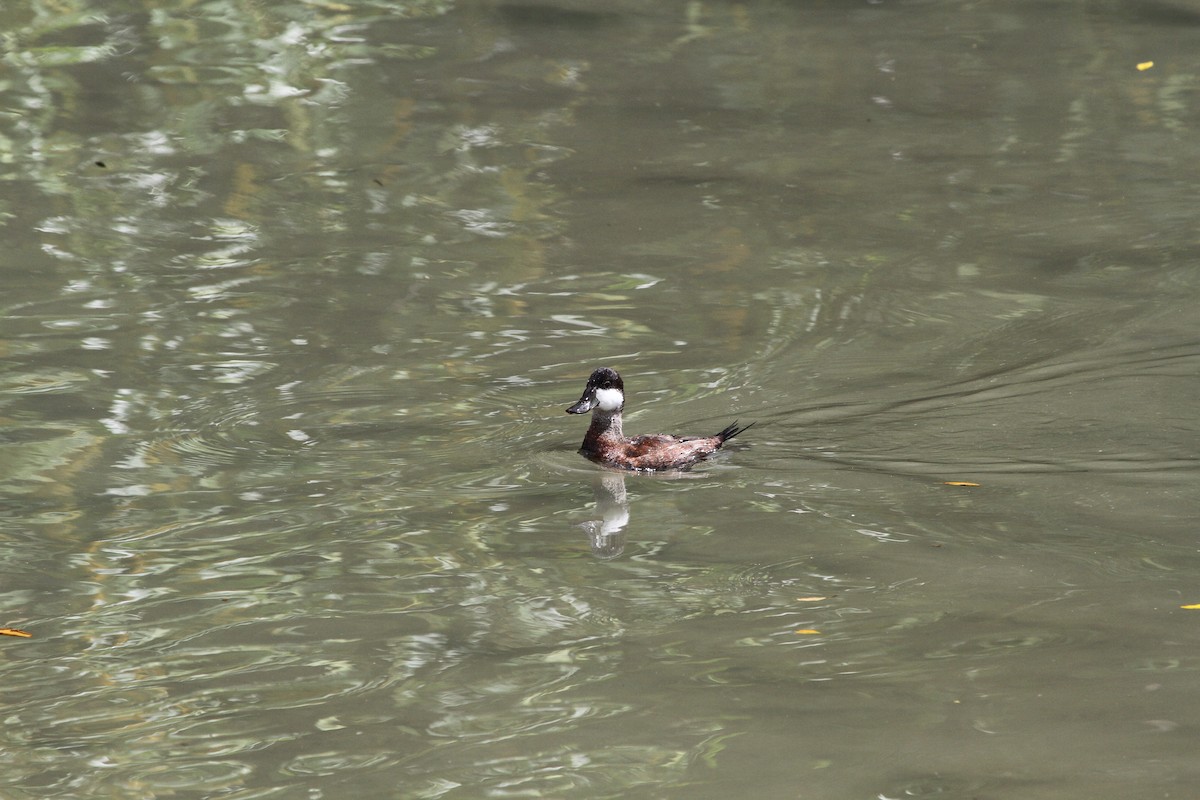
[3, 1, 1198, 798]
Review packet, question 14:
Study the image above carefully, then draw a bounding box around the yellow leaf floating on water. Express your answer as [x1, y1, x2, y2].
[794, 629, 821, 635]
[1180, 604, 1200, 610]
[1137, 61, 1154, 71]
[795, 597, 827, 603]
[0, 628, 32, 638]
[943, 481, 980, 487]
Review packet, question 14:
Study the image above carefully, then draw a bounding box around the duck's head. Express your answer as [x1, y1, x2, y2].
[566, 367, 625, 415]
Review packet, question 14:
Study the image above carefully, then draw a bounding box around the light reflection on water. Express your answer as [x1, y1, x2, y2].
[2, 0, 1200, 798]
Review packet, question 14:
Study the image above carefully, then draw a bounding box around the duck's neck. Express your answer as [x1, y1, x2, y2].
[583, 409, 623, 450]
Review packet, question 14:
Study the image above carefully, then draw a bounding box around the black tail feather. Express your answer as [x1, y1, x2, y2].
[716, 420, 755, 442]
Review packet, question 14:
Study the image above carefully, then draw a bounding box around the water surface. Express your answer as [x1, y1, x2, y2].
[2, 1, 1199, 798]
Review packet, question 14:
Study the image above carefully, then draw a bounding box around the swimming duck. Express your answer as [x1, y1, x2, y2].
[565, 367, 753, 470]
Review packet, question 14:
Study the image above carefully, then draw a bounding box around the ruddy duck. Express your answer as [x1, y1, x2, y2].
[565, 367, 754, 471]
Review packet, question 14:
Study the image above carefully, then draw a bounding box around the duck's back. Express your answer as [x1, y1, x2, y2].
[609, 433, 723, 471]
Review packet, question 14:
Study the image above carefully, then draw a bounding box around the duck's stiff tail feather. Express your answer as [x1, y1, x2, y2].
[716, 420, 755, 442]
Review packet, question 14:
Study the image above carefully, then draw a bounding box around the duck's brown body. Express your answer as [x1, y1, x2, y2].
[566, 367, 753, 471]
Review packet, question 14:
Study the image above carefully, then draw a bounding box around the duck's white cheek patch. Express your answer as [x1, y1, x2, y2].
[594, 388, 624, 412]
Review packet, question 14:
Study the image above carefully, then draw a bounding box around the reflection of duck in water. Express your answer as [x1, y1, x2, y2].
[579, 472, 629, 559]
[565, 367, 754, 471]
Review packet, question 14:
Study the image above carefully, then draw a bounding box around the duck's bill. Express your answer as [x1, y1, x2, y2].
[566, 391, 594, 414]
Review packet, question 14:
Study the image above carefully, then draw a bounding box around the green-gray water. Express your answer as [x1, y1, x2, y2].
[2, 2, 1198, 798]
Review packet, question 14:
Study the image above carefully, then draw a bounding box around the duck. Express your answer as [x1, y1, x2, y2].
[565, 367, 753, 470]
